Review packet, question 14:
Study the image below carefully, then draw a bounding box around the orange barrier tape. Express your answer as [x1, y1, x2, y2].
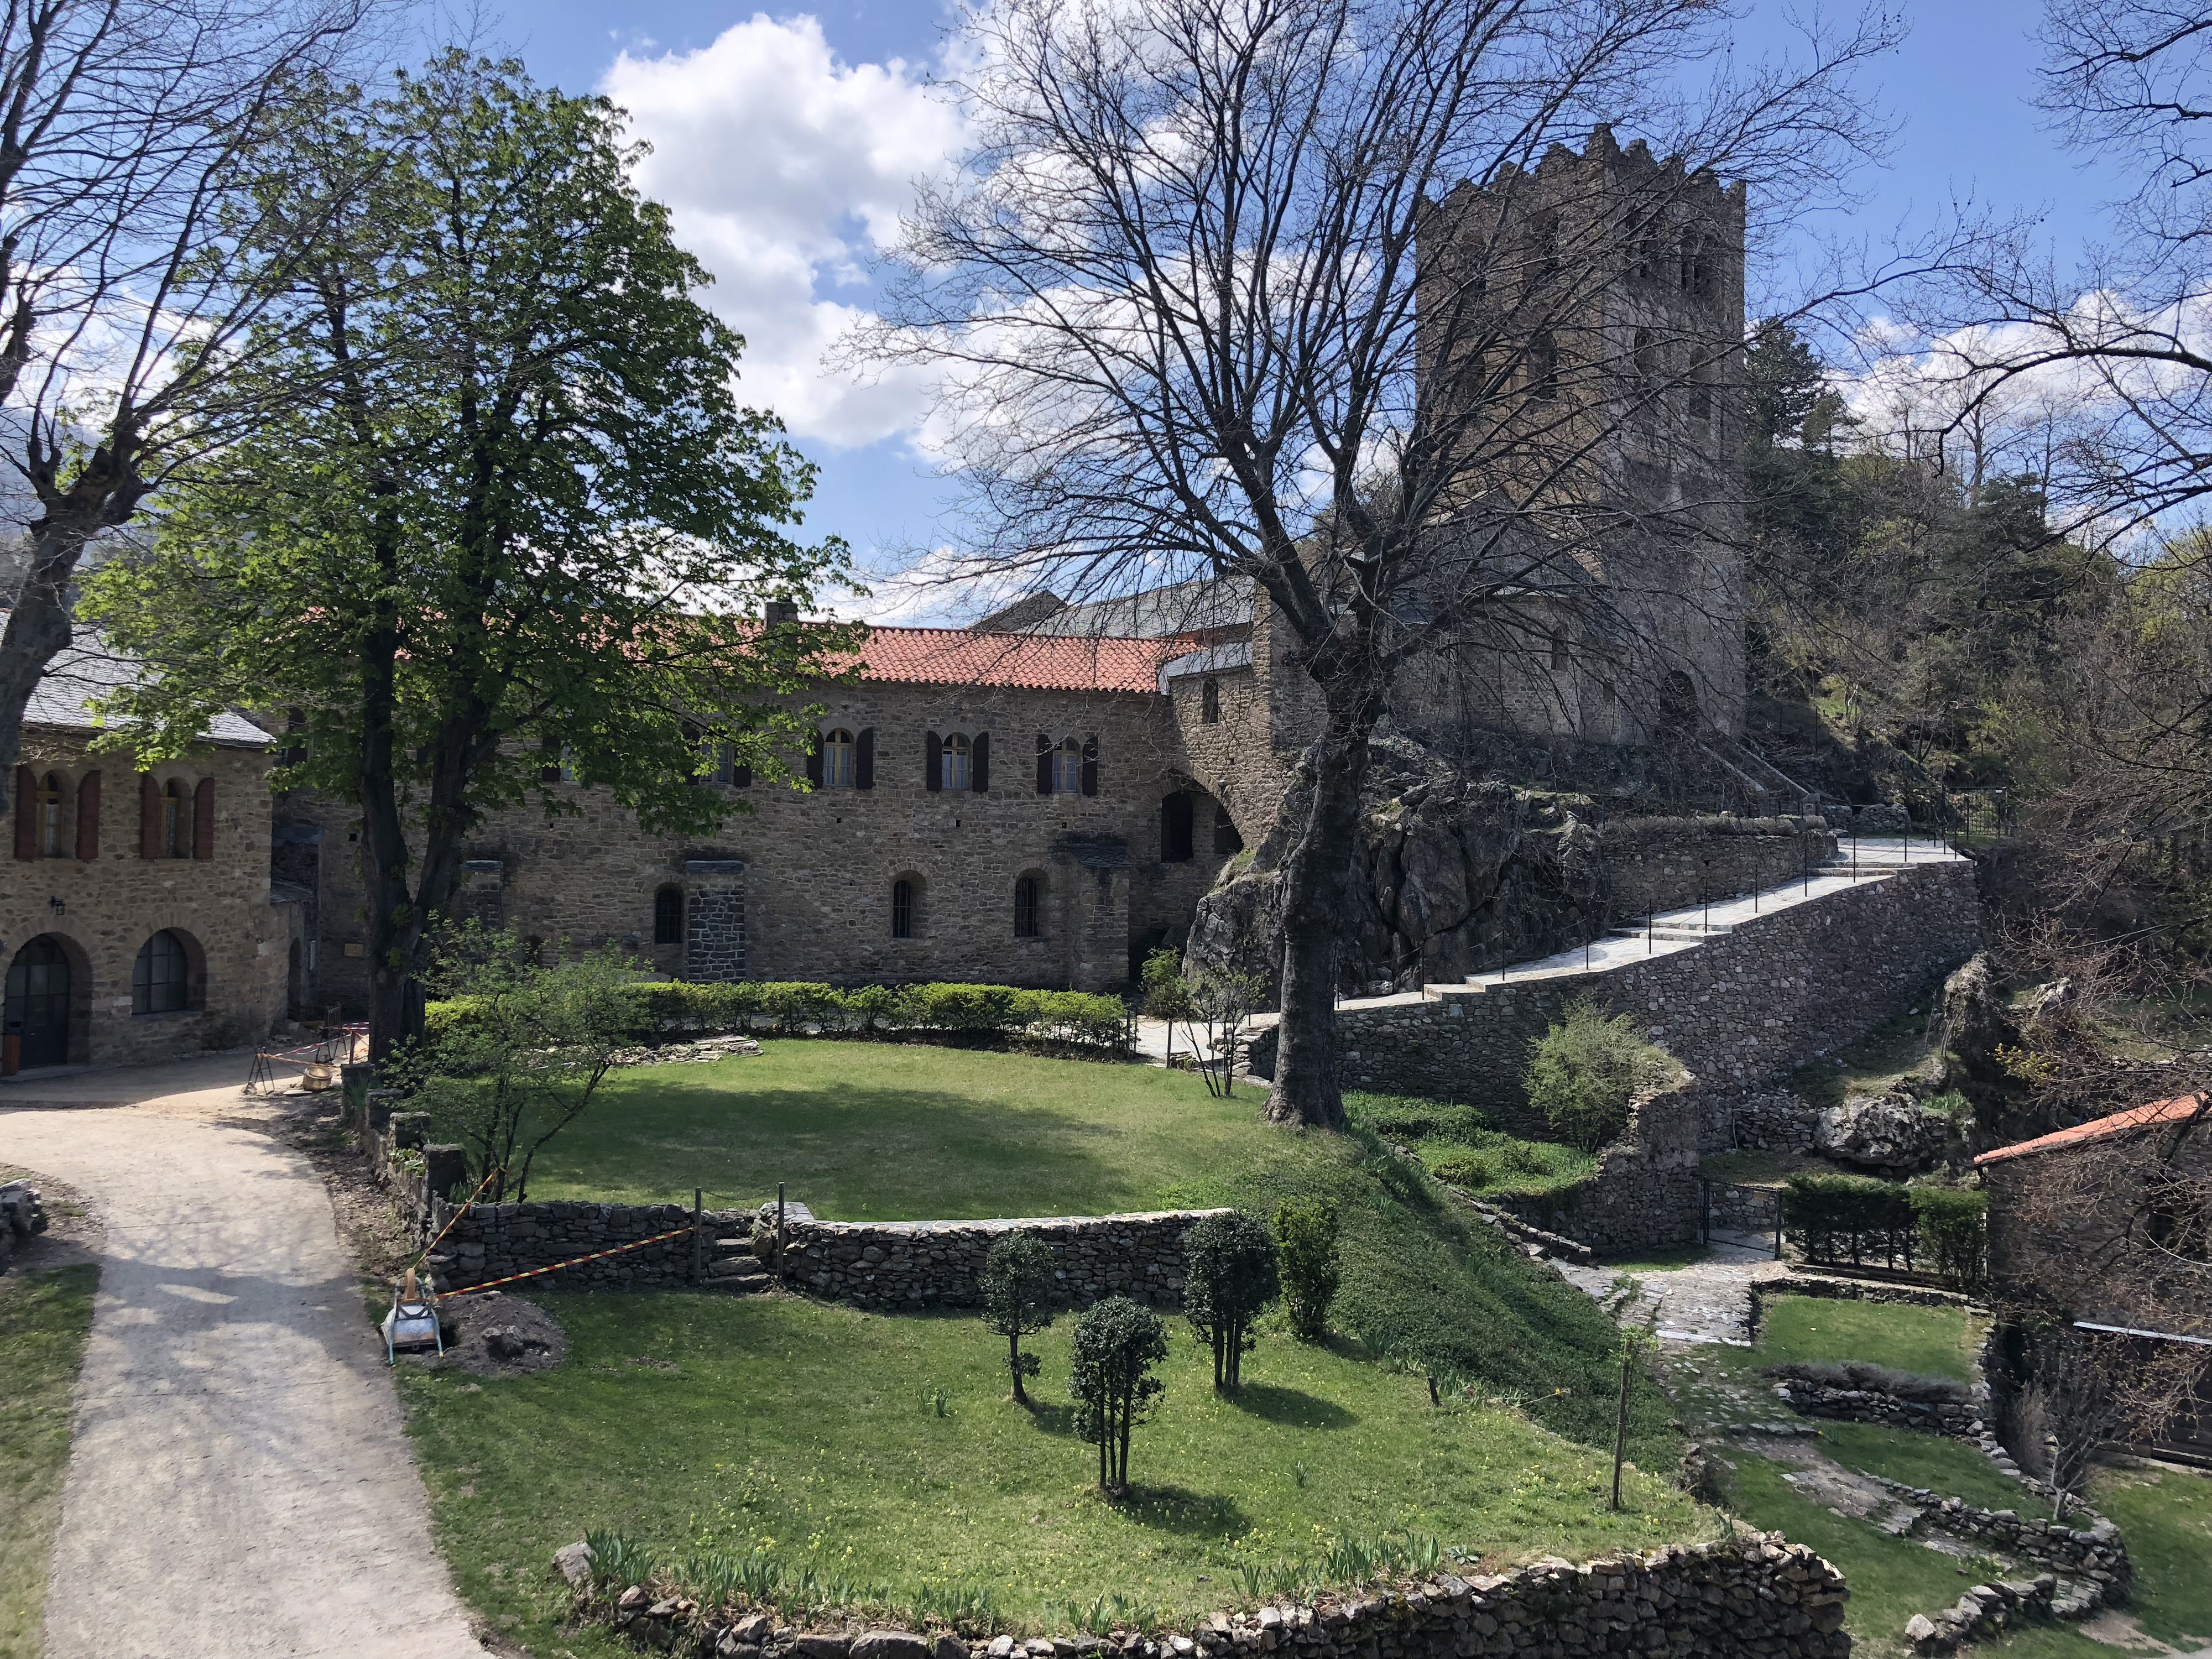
[410, 1167, 500, 1272]
[437, 1225, 698, 1297]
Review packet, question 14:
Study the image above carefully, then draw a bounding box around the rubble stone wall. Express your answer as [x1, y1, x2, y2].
[602, 1535, 1849, 1659]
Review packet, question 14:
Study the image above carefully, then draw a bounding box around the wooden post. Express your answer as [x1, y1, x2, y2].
[692, 1188, 705, 1284]
[1611, 1335, 1635, 1510]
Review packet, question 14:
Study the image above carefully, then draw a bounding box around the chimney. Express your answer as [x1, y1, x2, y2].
[763, 600, 799, 625]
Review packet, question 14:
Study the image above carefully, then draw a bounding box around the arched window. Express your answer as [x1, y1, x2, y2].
[1688, 365, 1713, 424]
[1679, 230, 1708, 296]
[1053, 737, 1083, 794]
[1013, 873, 1042, 938]
[821, 728, 855, 789]
[653, 886, 685, 946]
[1201, 678, 1220, 723]
[36, 773, 62, 858]
[132, 930, 190, 1015]
[942, 733, 971, 791]
[891, 877, 916, 939]
[1526, 332, 1558, 401]
[161, 779, 187, 858]
[1213, 804, 1245, 856]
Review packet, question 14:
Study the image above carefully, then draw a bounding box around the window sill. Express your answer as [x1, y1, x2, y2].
[130, 1008, 202, 1019]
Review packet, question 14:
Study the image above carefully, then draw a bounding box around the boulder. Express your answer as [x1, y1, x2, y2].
[1814, 1093, 1953, 1173]
[852, 1632, 932, 1659]
[0, 1181, 46, 1241]
[551, 1540, 594, 1589]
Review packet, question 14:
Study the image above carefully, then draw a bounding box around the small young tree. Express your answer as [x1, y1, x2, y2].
[389, 927, 644, 1202]
[1524, 997, 1680, 1152]
[1184, 1211, 1280, 1390]
[1069, 1295, 1168, 1497]
[2015, 1324, 2128, 1521]
[1177, 967, 1268, 1100]
[981, 1229, 1057, 1404]
[1273, 1199, 1341, 1344]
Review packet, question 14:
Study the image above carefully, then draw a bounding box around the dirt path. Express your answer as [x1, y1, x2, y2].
[0, 1057, 487, 1659]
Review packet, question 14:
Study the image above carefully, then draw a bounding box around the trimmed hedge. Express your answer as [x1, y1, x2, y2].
[1781, 1172, 1987, 1287]
[430, 979, 1132, 1055]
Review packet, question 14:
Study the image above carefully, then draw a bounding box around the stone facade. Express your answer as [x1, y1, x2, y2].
[6, 716, 291, 1072]
[590, 1535, 1849, 1659]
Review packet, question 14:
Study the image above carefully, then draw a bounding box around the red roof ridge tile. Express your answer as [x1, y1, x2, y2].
[1973, 1093, 2208, 1167]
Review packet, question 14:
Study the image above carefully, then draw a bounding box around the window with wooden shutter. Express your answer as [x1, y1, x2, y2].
[942, 734, 969, 791]
[972, 732, 990, 794]
[925, 731, 942, 791]
[162, 780, 186, 858]
[1035, 733, 1052, 795]
[1081, 735, 1099, 796]
[76, 771, 100, 862]
[806, 731, 827, 788]
[855, 727, 875, 790]
[12, 765, 34, 860]
[193, 778, 215, 860]
[139, 774, 161, 859]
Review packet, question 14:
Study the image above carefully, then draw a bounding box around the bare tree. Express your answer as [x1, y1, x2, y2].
[865, 0, 1897, 1125]
[0, 0, 371, 811]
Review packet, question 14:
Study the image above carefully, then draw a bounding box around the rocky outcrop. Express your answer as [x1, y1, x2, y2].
[1812, 1093, 1958, 1173]
[1938, 954, 2019, 1094]
[0, 1180, 48, 1272]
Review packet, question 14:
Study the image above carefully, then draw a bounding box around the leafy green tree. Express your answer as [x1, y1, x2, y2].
[1069, 1295, 1167, 1496]
[81, 54, 854, 1060]
[1272, 1199, 1340, 1343]
[1183, 1210, 1279, 1389]
[1524, 997, 1678, 1152]
[980, 1229, 1057, 1404]
[388, 925, 644, 1202]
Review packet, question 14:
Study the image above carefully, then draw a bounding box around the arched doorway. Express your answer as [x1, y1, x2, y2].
[286, 940, 304, 1021]
[4, 937, 72, 1068]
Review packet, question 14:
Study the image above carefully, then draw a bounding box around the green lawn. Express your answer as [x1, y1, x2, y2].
[1811, 1422, 2033, 1512]
[0, 1264, 97, 1656]
[2095, 1463, 2212, 1648]
[1754, 1295, 1985, 1384]
[404, 1292, 1716, 1652]
[467, 1042, 1275, 1218]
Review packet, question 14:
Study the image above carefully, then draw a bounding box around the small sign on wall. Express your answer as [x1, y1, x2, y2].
[343, 941, 364, 957]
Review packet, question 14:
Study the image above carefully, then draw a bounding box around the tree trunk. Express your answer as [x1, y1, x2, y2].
[1009, 1333, 1026, 1403]
[1264, 691, 1381, 1130]
[0, 491, 136, 812]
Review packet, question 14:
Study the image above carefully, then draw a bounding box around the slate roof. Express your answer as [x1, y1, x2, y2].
[1974, 1094, 2208, 1167]
[5, 614, 268, 748]
[854, 627, 1175, 694]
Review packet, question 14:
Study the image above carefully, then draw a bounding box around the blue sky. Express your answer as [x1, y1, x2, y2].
[488, 2, 2122, 617]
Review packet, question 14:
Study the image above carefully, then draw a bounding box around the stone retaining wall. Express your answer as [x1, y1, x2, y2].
[593, 1534, 1849, 1659]
[1486, 1086, 1707, 1256]
[1872, 1480, 2130, 1593]
[1251, 861, 1979, 1134]
[432, 1199, 713, 1291]
[776, 1209, 1222, 1311]
[1601, 819, 1835, 924]
[1771, 1379, 1983, 1441]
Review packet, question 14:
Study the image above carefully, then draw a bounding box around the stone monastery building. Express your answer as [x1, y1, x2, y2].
[4, 133, 1752, 1065]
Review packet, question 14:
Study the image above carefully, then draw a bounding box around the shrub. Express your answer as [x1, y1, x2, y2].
[904, 982, 1024, 1036]
[1348, 1094, 1494, 1144]
[1783, 1172, 1916, 1266]
[1184, 1210, 1280, 1389]
[1024, 990, 1131, 1052]
[759, 982, 843, 1034]
[1069, 1296, 1168, 1496]
[1428, 1151, 1500, 1190]
[1523, 997, 1678, 1151]
[1908, 1183, 1988, 1287]
[980, 1230, 1057, 1404]
[1274, 1199, 1340, 1343]
[1139, 946, 1194, 1021]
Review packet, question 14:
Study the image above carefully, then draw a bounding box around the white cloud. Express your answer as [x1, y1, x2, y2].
[602, 14, 964, 448]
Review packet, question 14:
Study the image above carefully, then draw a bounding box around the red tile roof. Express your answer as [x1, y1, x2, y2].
[1974, 1094, 2208, 1167]
[851, 627, 1175, 693]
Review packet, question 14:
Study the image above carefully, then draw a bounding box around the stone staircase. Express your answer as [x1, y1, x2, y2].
[698, 1225, 775, 1294]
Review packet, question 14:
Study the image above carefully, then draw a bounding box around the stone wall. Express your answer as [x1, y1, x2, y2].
[5, 730, 289, 1070]
[411, 1191, 1225, 1310]
[1864, 1477, 2131, 1595]
[1488, 1086, 1707, 1255]
[778, 1209, 1223, 1311]
[1771, 1378, 1983, 1441]
[1250, 860, 1979, 1130]
[1600, 817, 1834, 923]
[593, 1534, 1848, 1659]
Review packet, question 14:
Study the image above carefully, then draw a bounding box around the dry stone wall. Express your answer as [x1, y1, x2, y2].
[777, 1209, 1222, 1311]
[1771, 1378, 1983, 1441]
[592, 1535, 1849, 1659]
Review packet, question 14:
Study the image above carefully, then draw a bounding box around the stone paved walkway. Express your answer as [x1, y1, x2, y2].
[1554, 1241, 1773, 1345]
[0, 1056, 487, 1659]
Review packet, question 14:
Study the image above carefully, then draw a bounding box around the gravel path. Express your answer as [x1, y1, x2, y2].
[1553, 1241, 1774, 1344]
[0, 1058, 486, 1659]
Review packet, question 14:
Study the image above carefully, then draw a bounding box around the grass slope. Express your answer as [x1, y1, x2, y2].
[402, 1292, 1713, 1656]
[1754, 1296, 1985, 1385]
[0, 1264, 97, 1656]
